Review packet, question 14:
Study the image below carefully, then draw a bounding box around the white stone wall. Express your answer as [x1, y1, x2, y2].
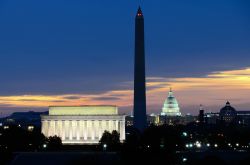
[41, 115, 125, 144]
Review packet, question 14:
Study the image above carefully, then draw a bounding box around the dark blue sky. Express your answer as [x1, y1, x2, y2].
[0, 0, 249, 115]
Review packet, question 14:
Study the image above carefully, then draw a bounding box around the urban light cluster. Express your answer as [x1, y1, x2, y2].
[185, 142, 218, 149]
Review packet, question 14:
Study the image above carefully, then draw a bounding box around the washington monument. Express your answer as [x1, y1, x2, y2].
[133, 7, 147, 132]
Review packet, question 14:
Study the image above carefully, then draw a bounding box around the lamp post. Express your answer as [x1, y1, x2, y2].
[103, 144, 107, 151]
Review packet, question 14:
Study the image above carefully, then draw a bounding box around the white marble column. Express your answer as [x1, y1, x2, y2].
[58, 120, 62, 138]
[84, 120, 87, 140]
[72, 120, 76, 140]
[79, 120, 83, 140]
[42, 120, 48, 137]
[98, 120, 102, 139]
[115, 120, 119, 131]
[69, 121, 73, 140]
[65, 120, 69, 140]
[76, 120, 80, 140]
[119, 120, 125, 141]
[47, 121, 51, 137]
[62, 120, 65, 140]
[91, 121, 95, 140]
[106, 120, 109, 132]
[54, 120, 58, 136]
[87, 120, 91, 140]
[110, 120, 113, 132]
[94, 120, 99, 140]
[49, 120, 55, 137]
[112, 120, 116, 132]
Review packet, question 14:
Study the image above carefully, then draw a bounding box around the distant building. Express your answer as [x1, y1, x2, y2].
[198, 105, 205, 123]
[126, 113, 196, 127]
[125, 115, 133, 127]
[159, 115, 182, 125]
[204, 112, 219, 124]
[203, 102, 250, 126]
[237, 111, 250, 126]
[148, 113, 160, 125]
[0, 111, 47, 128]
[161, 88, 181, 116]
[219, 101, 237, 124]
[41, 106, 125, 144]
[183, 113, 197, 124]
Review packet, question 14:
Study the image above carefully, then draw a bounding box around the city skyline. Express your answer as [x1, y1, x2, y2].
[0, 0, 250, 116]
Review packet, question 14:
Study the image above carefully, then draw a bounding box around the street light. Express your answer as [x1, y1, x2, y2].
[182, 132, 188, 137]
[183, 158, 187, 162]
[160, 144, 164, 149]
[195, 141, 201, 148]
[103, 144, 107, 151]
[196, 143, 201, 148]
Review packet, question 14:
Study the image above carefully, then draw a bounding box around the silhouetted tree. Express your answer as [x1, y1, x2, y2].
[111, 130, 120, 144]
[100, 131, 112, 144]
[46, 135, 62, 150]
[99, 130, 120, 150]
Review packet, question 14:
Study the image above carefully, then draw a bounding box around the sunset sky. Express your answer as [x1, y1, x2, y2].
[0, 0, 249, 116]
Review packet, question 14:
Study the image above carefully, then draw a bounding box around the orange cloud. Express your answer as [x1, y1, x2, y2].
[0, 90, 133, 108]
[0, 67, 250, 113]
[146, 67, 250, 112]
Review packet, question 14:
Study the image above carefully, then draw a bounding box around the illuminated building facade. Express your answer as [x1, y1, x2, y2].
[41, 106, 125, 144]
[161, 88, 181, 116]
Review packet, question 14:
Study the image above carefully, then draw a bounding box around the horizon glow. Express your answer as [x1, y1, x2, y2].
[0, 67, 250, 115]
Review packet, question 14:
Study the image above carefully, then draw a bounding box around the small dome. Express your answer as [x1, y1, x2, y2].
[219, 101, 237, 123]
[162, 88, 181, 116]
[220, 101, 236, 115]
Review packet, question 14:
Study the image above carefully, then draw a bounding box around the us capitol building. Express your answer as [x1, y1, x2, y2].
[161, 88, 181, 116]
[140, 88, 186, 126]
[41, 105, 125, 144]
[129, 88, 186, 126]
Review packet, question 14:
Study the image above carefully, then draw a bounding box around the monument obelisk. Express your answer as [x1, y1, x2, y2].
[133, 7, 147, 132]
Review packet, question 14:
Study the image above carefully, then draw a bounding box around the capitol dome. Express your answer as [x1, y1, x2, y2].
[161, 88, 181, 116]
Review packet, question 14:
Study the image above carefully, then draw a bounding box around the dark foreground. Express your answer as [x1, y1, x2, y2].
[2, 124, 250, 164]
[7, 150, 250, 165]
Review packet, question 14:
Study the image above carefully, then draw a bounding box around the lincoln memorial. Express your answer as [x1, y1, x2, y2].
[41, 105, 125, 144]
